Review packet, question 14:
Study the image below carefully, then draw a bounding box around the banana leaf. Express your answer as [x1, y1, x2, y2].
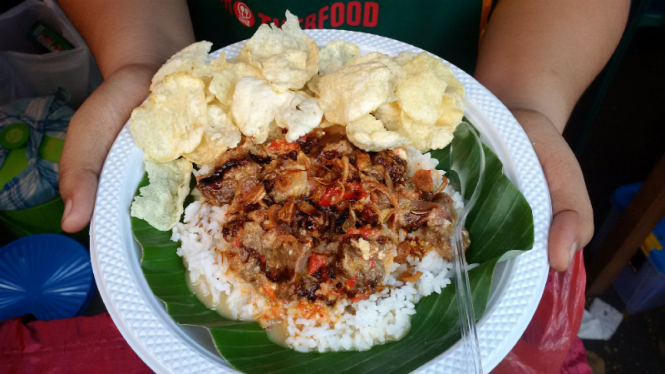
[132, 121, 534, 373]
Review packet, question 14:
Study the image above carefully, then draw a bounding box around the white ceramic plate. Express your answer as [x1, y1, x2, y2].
[91, 30, 551, 373]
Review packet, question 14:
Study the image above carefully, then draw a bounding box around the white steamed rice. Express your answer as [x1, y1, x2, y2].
[172, 146, 463, 352]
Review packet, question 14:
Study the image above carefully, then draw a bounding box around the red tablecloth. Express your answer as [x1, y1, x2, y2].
[0, 252, 589, 374]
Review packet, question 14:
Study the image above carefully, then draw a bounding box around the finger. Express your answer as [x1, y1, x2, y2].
[548, 210, 586, 271]
[541, 138, 594, 272]
[60, 66, 153, 233]
[514, 109, 594, 271]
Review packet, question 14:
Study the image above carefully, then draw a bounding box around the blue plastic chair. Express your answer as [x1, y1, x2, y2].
[0, 234, 94, 321]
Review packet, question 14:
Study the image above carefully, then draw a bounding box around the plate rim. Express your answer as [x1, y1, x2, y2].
[91, 29, 551, 374]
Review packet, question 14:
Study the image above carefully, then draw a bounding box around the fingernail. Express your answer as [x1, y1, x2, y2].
[61, 199, 72, 224]
[568, 242, 578, 267]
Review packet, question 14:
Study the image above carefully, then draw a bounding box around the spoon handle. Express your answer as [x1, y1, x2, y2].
[452, 224, 483, 373]
[449, 122, 485, 373]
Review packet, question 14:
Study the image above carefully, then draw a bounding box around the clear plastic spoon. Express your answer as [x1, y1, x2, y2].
[448, 122, 485, 373]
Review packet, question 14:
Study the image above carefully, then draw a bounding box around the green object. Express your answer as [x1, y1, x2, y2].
[132, 122, 534, 373]
[39, 134, 64, 164]
[0, 197, 65, 235]
[0, 123, 30, 149]
[0, 148, 28, 190]
[29, 21, 74, 52]
[0, 214, 32, 237]
[0, 122, 66, 236]
[0, 135, 65, 191]
[0, 197, 90, 246]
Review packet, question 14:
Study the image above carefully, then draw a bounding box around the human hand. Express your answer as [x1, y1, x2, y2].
[512, 109, 594, 271]
[59, 65, 156, 233]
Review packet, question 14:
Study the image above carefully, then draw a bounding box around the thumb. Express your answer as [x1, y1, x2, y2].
[548, 210, 588, 271]
[59, 167, 100, 233]
[60, 66, 154, 233]
[513, 109, 594, 272]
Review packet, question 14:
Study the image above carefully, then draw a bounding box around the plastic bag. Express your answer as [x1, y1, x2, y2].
[0, 0, 101, 108]
[494, 250, 589, 374]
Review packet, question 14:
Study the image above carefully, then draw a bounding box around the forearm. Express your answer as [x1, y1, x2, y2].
[474, 0, 629, 132]
[60, 0, 195, 79]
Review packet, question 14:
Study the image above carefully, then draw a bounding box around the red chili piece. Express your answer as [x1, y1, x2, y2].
[343, 182, 367, 200]
[318, 186, 343, 207]
[347, 277, 356, 289]
[308, 253, 327, 274]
